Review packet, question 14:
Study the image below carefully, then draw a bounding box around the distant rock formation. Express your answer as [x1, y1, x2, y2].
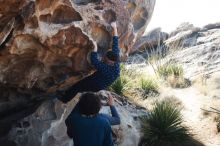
[201, 22, 220, 31]
[164, 22, 220, 79]
[133, 28, 168, 52]
[129, 21, 220, 79]
[0, 0, 156, 142]
[165, 22, 201, 48]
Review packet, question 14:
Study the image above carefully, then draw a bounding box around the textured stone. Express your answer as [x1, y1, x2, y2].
[201, 23, 220, 31]
[0, 18, 15, 46]
[169, 22, 200, 37]
[8, 91, 148, 146]
[0, 0, 27, 15]
[133, 28, 168, 51]
[165, 22, 201, 48]
[0, 0, 155, 138]
[167, 28, 220, 79]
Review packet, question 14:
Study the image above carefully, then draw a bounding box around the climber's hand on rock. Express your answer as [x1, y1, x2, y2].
[111, 22, 117, 29]
[111, 22, 118, 36]
[93, 42, 98, 52]
[107, 93, 114, 106]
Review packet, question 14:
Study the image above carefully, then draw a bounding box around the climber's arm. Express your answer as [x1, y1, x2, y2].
[111, 22, 118, 37]
[90, 51, 109, 72]
[65, 116, 73, 138]
[100, 94, 121, 125]
[65, 103, 80, 138]
[100, 106, 121, 125]
[111, 22, 120, 56]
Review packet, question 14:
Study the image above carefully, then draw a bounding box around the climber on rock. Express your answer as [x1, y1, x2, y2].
[65, 92, 120, 146]
[52, 22, 120, 103]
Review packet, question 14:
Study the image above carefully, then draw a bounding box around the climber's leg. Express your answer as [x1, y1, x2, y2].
[57, 78, 101, 103]
[87, 51, 92, 65]
[57, 80, 85, 103]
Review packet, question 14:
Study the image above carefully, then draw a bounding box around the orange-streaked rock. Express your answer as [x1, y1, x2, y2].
[36, 0, 56, 11]
[45, 26, 94, 72]
[0, 0, 156, 137]
[0, 0, 27, 14]
[0, 0, 156, 95]
[0, 18, 15, 46]
[51, 5, 82, 24]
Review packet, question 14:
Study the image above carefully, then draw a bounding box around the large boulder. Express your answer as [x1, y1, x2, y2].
[7, 91, 148, 146]
[201, 22, 220, 31]
[165, 22, 200, 48]
[167, 27, 220, 79]
[0, 0, 155, 139]
[133, 27, 168, 51]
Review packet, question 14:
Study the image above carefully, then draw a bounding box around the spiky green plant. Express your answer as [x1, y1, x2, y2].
[140, 78, 159, 97]
[157, 64, 183, 78]
[139, 101, 190, 146]
[120, 63, 126, 72]
[110, 76, 128, 95]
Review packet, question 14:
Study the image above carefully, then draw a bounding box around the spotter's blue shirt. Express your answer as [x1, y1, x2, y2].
[65, 103, 120, 146]
[90, 36, 120, 89]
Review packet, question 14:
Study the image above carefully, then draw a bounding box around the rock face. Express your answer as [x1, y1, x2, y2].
[0, 0, 155, 142]
[133, 27, 168, 51]
[164, 23, 220, 79]
[128, 22, 220, 80]
[165, 22, 201, 48]
[201, 22, 220, 31]
[7, 91, 148, 146]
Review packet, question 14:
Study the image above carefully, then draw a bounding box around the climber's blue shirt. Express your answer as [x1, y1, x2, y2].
[90, 36, 120, 89]
[65, 103, 120, 146]
[53, 36, 120, 103]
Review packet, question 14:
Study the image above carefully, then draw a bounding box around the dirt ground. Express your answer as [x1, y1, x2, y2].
[135, 72, 220, 146]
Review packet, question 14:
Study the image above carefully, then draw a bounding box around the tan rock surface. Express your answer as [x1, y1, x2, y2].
[0, 0, 155, 139]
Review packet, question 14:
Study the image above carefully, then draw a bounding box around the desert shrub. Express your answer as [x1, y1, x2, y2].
[110, 63, 146, 95]
[148, 54, 162, 63]
[214, 116, 220, 133]
[157, 64, 191, 88]
[157, 64, 183, 78]
[120, 63, 126, 72]
[110, 75, 128, 95]
[167, 75, 191, 88]
[109, 64, 129, 95]
[120, 63, 143, 80]
[214, 115, 220, 122]
[139, 101, 191, 146]
[140, 78, 159, 98]
[162, 96, 183, 109]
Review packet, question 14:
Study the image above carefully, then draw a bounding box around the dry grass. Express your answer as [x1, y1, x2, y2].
[140, 78, 159, 98]
[146, 45, 191, 89]
[202, 110, 211, 117]
[215, 116, 220, 133]
[193, 75, 209, 96]
[213, 115, 220, 122]
[162, 95, 183, 109]
[167, 75, 190, 88]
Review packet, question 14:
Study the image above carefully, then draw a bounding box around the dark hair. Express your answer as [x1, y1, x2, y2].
[79, 92, 101, 116]
[105, 51, 118, 62]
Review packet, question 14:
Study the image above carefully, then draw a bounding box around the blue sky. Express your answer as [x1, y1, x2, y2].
[146, 0, 220, 33]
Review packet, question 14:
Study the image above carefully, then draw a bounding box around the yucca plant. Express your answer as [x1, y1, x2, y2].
[110, 75, 128, 95]
[140, 78, 159, 98]
[139, 101, 191, 146]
